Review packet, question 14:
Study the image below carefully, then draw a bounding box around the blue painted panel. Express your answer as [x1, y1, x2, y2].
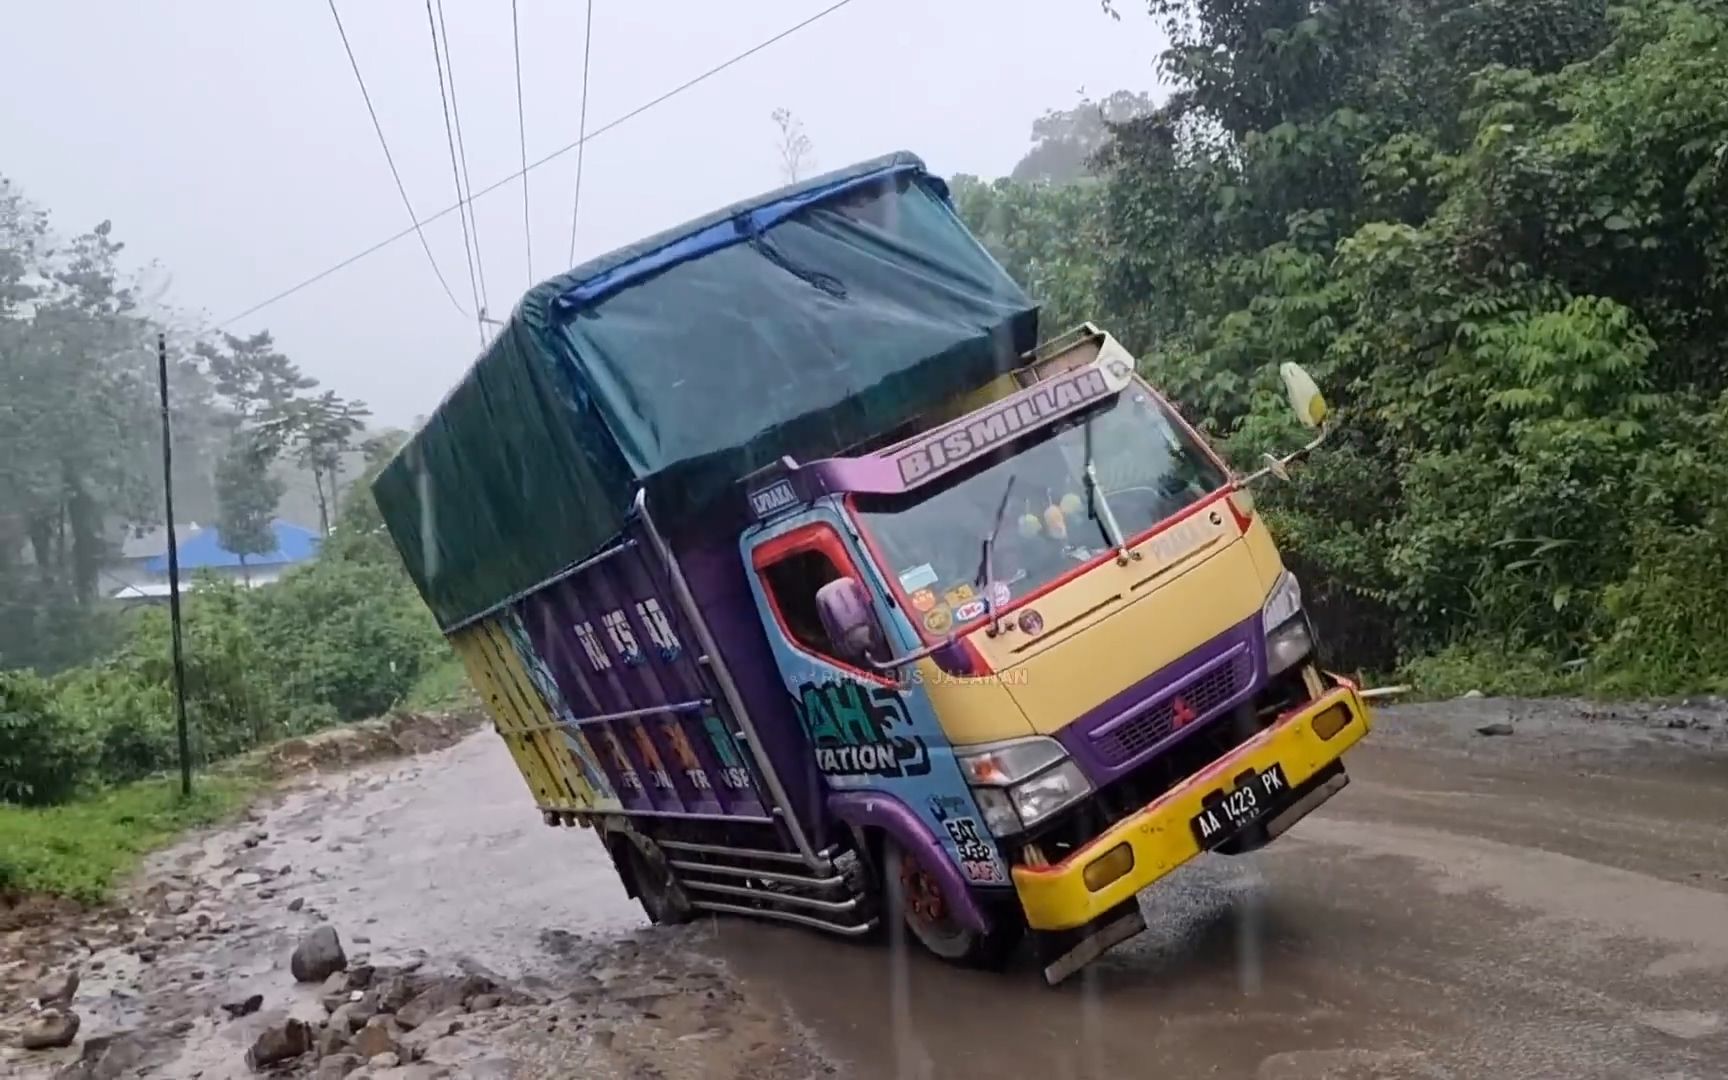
[742, 501, 1010, 888]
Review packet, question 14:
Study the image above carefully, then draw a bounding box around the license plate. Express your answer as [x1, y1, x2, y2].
[1189, 763, 1290, 847]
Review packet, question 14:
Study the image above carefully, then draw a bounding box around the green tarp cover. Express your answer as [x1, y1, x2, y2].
[373, 152, 1038, 630]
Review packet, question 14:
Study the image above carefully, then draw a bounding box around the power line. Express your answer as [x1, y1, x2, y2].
[436, 0, 491, 318]
[425, 0, 486, 343]
[511, 0, 533, 284]
[566, 0, 595, 268]
[326, 0, 470, 320]
[223, 0, 861, 328]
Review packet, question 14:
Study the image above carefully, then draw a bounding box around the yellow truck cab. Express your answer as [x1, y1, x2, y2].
[787, 324, 1372, 981]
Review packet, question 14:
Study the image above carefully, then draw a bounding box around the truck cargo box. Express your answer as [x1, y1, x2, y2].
[373, 152, 1038, 630]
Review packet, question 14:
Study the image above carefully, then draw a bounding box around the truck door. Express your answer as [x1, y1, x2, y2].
[742, 506, 1010, 889]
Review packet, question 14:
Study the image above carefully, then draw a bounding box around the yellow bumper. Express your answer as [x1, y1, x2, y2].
[1012, 686, 1372, 931]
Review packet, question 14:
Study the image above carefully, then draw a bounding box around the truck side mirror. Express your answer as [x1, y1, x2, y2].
[929, 638, 974, 679]
[815, 577, 886, 665]
[1279, 362, 1329, 429]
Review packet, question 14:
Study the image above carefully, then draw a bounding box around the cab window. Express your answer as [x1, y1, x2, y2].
[759, 549, 844, 660]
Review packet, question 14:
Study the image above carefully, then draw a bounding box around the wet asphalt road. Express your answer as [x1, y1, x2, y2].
[17, 699, 1725, 1078]
[710, 701, 1728, 1079]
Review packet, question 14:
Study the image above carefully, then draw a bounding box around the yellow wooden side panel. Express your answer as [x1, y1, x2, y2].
[478, 620, 602, 811]
[450, 623, 595, 812]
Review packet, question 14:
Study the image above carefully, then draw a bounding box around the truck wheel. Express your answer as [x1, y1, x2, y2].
[625, 842, 692, 926]
[881, 839, 1021, 969]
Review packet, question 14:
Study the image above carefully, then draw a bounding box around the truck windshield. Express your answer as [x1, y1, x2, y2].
[853, 382, 1229, 633]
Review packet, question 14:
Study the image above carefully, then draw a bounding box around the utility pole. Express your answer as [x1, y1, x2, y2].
[157, 332, 193, 797]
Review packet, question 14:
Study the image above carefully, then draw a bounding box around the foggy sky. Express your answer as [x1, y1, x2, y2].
[0, 1, 1167, 427]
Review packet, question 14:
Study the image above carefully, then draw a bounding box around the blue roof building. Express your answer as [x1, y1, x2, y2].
[144, 520, 321, 574]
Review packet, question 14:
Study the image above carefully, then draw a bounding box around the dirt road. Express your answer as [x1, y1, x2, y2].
[5, 698, 1726, 1078]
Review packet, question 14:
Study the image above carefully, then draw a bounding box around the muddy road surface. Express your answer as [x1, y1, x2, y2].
[5, 698, 1725, 1078]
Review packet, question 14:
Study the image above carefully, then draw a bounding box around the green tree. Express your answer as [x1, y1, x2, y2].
[1010, 90, 1158, 182]
[194, 331, 314, 422]
[3, 217, 158, 606]
[950, 175, 1106, 333]
[1010, 0, 1728, 685]
[0, 179, 230, 671]
[213, 432, 285, 585]
[283, 391, 371, 536]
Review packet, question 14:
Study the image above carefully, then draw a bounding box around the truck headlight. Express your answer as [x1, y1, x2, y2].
[971, 787, 1022, 837]
[956, 737, 1092, 836]
[1008, 760, 1090, 828]
[956, 737, 1066, 787]
[1262, 571, 1314, 676]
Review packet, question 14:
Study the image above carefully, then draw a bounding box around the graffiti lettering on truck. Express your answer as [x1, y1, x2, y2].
[795, 680, 931, 779]
[930, 794, 1007, 884]
[700, 713, 755, 790]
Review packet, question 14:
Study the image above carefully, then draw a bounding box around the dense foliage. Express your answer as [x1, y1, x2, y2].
[961, 0, 1728, 691]
[0, 459, 447, 807]
[0, 180, 372, 675]
[0, 172, 429, 807]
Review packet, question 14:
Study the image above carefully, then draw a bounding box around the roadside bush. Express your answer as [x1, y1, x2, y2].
[0, 670, 95, 806]
[0, 476, 451, 807]
[111, 579, 288, 764]
[53, 666, 176, 786]
[251, 556, 445, 723]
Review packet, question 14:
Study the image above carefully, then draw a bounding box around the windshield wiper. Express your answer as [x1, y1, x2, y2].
[976, 475, 1016, 636]
[1084, 416, 1136, 565]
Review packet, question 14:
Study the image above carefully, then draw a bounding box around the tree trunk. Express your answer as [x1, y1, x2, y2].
[239, 553, 251, 587]
[53, 502, 67, 581]
[67, 475, 102, 606]
[27, 515, 54, 583]
[311, 466, 330, 537]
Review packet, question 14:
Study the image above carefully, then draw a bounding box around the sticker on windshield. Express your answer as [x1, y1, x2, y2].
[988, 581, 1012, 607]
[898, 564, 939, 593]
[923, 606, 953, 634]
[909, 588, 937, 613]
[944, 584, 975, 607]
[954, 600, 987, 623]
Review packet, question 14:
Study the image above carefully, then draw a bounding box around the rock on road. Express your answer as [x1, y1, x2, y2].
[6, 698, 1725, 1078]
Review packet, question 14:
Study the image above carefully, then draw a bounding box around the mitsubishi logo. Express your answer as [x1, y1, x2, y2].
[1171, 696, 1198, 729]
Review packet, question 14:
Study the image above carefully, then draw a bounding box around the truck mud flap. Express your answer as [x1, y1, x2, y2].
[1032, 897, 1147, 986]
[1264, 765, 1349, 842]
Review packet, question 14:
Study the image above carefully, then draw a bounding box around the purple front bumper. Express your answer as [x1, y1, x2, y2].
[1055, 615, 1268, 787]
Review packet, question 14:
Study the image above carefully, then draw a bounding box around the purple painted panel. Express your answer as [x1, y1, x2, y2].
[792, 454, 907, 501]
[1057, 615, 1268, 787]
[674, 535, 832, 849]
[576, 563, 688, 812]
[515, 532, 770, 819]
[606, 540, 723, 814]
[617, 524, 770, 817]
[496, 509, 819, 838]
[524, 583, 655, 811]
[826, 791, 990, 933]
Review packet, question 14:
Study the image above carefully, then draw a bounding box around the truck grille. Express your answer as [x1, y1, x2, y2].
[1091, 651, 1252, 767]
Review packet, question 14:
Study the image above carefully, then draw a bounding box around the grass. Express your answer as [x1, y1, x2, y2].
[400, 652, 475, 711]
[1396, 641, 1728, 702]
[0, 775, 258, 904]
[0, 654, 477, 908]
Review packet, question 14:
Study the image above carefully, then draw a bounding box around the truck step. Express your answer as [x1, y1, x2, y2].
[666, 859, 845, 890]
[657, 838, 828, 869]
[688, 900, 879, 937]
[659, 840, 874, 936]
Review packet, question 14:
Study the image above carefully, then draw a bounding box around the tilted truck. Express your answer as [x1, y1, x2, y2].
[373, 151, 1372, 984]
